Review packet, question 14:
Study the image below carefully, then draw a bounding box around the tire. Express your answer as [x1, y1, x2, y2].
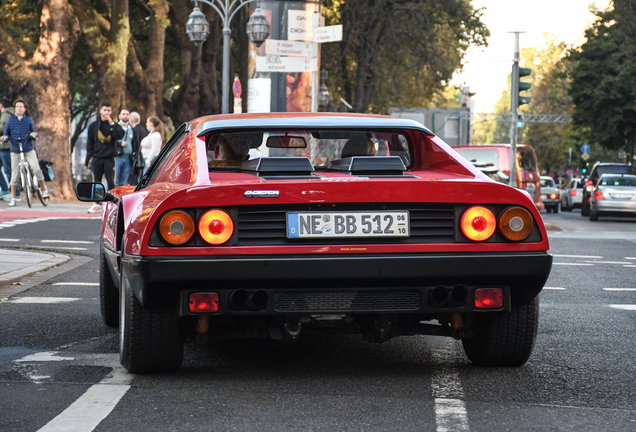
[545, 207, 551, 214]
[119, 263, 184, 374]
[581, 200, 590, 216]
[552, 205, 559, 214]
[589, 208, 599, 221]
[20, 165, 32, 208]
[35, 178, 48, 206]
[462, 297, 539, 366]
[560, 200, 569, 212]
[99, 250, 119, 327]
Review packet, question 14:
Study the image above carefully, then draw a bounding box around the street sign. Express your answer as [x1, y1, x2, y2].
[314, 25, 343, 43]
[581, 144, 590, 154]
[255, 56, 317, 73]
[287, 10, 314, 41]
[581, 153, 590, 160]
[232, 76, 242, 99]
[265, 39, 314, 58]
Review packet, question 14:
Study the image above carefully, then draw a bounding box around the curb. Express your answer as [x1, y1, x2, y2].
[0, 253, 71, 288]
[544, 223, 563, 231]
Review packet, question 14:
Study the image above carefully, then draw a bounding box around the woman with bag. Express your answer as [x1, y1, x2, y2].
[140, 116, 164, 175]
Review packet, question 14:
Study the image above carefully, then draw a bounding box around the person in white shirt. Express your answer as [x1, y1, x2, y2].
[139, 116, 164, 174]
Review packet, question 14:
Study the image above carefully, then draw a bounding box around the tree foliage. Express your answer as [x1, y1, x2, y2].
[568, 3, 636, 163]
[321, 0, 489, 113]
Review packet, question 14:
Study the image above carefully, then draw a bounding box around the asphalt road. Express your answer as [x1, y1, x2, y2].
[1, 206, 635, 431]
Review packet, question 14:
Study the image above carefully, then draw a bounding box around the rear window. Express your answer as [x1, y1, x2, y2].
[517, 148, 538, 171]
[600, 175, 636, 187]
[202, 129, 412, 170]
[541, 178, 556, 188]
[455, 149, 499, 167]
[595, 165, 635, 179]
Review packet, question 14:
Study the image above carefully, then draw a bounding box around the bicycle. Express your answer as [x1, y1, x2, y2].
[1, 133, 49, 207]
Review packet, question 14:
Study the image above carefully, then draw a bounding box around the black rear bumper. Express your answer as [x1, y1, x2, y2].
[120, 252, 553, 316]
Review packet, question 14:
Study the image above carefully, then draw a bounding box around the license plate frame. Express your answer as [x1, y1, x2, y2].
[286, 211, 410, 239]
[611, 193, 633, 199]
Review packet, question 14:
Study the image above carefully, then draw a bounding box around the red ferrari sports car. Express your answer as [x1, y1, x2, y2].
[76, 113, 552, 373]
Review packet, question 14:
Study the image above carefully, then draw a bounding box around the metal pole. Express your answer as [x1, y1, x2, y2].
[222, 27, 231, 114]
[509, 32, 520, 188]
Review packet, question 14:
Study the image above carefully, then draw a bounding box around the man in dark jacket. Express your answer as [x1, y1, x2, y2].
[0, 98, 15, 199]
[85, 102, 124, 213]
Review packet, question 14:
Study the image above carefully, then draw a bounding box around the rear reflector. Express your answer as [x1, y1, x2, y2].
[189, 293, 219, 313]
[474, 288, 503, 309]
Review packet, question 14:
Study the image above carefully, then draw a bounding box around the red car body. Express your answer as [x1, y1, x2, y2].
[79, 113, 552, 373]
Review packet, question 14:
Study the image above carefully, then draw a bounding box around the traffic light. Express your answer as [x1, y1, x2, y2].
[517, 114, 524, 128]
[517, 68, 531, 106]
[581, 161, 589, 175]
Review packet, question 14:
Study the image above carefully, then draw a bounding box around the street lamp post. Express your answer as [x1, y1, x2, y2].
[186, 0, 270, 114]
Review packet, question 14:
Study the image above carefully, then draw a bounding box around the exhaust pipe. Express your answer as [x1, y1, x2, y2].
[448, 285, 468, 308]
[228, 289, 249, 310]
[429, 285, 449, 308]
[247, 290, 269, 311]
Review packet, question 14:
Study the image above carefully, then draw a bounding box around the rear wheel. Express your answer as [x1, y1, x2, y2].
[119, 264, 184, 373]
[99, 250, 119, 327]
[589, 207, 599, 221]
[552, 205, 559, 214]
[462, 297, 539, 366]
[560, 200, 569, 212]
[581, 200, 590, 216]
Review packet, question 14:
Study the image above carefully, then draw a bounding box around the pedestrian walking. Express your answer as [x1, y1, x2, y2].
[2, 98, 50, 207]
[114, 107, 134, 187]
[128, 111, 147, 185]
[140, 116, 164, 175]
[0, 98, 16, 200]
[84, 102, 124, 213]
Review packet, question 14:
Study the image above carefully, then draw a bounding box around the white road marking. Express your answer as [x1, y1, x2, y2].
[34, 353, 132, 432]
[544, 287, 566, 290]
[29, 246, 88, 251]
[582, 261, 632, 265]
[16, 352, 75, 362]
[41, 240, 93, 244]
[604, 288, 636, 291]
[0, 216, 100, 231]
[609, 305, 636, 310]
[553, 263, 593, 266]
[553, 254, 603, 259]
[53, 282, 99, 286]
[8, 297, 81, 304]
[431, 339, 469, 432]
[0, 223, 16, 228]
[624, 265, 636, 268]
[626, 257, 636, 260]
[0, 238, 20, 241]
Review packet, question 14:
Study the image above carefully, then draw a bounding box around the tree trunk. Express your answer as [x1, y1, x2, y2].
[0, 0, 80, 199]
[69, 0, 130, 112]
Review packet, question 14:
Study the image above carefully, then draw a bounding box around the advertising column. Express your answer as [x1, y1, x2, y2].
[247, 0, 321, 113]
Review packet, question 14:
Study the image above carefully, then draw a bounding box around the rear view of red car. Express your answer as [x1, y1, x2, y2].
[76, 113, 552, 373]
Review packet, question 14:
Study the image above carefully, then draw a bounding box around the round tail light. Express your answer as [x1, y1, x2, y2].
[159, 210, 195, 245]
[499, 206, 533, 241]
[461, 206, 496, 241]
[199, 209, 234, 245]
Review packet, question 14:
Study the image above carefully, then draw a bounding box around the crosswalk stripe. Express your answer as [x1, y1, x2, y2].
[7, 297, 81, 304]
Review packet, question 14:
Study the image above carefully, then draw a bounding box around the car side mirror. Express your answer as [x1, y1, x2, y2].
[75, 182, 118, 203]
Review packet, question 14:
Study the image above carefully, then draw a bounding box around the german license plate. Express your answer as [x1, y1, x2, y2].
[611, 193, 633, 199]
[286, 211, 410, 238]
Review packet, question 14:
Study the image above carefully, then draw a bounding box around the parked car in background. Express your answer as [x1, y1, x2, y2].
[454, 144, 544, 210]
[561, 177, 584, 211]
[540, 176, 560, 213]
[581, 162, 636, 216]
[589, 173, 636, 221]
[74, 113, 552, 373]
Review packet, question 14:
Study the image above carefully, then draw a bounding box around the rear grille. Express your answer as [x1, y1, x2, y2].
[237, 203, 455, 245]
[273, 290, 422, 312]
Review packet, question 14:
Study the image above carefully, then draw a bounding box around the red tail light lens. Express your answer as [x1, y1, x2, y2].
[549, 193, 558, 200]
[189, 293, 219, 313]
[199, 209, 234, 245]
[570, 190, 577, 196]
[474, 288, 503, 309]
[461, 206, 496, 241]
[594, 190, 605, 200]
[159, 210, 195, 245]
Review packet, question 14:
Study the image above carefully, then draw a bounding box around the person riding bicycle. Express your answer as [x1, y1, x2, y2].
[2, 98, 49, 207]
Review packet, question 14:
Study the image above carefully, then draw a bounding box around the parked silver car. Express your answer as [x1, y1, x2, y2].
[589, 174, 636, 221]
[540, 176, 560, 213]
[561, 177, 584, 211]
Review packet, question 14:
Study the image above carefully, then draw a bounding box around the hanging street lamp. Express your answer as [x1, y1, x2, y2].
[318, 70, 331, 111]
[185, 0, 270, 114]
